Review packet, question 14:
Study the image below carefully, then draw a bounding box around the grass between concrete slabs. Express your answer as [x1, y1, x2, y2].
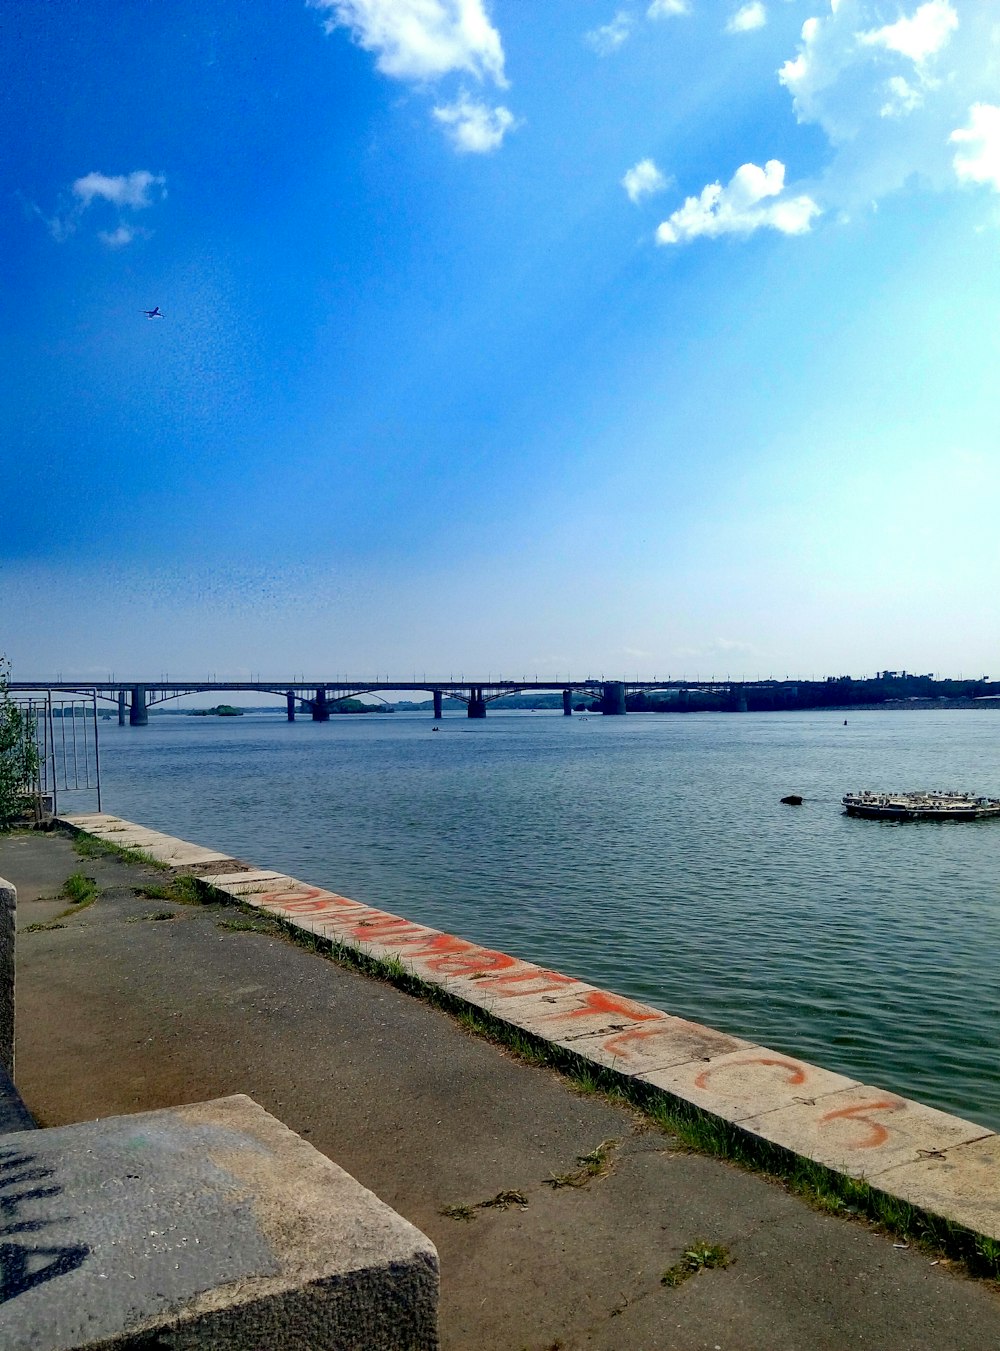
[73, 829, 173, 872]
[57, 826, 1000, 1285]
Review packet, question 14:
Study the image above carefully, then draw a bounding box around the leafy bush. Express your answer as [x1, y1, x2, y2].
[0, 659, 40, 827]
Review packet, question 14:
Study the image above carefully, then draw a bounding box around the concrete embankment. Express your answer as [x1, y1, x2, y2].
[6, 819, 1000, 1349]
[59, 812, 1000, 1249]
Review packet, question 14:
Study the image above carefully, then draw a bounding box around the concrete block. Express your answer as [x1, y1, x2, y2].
[551, 1013, 751, 1077]
[640, 1047, 858, 1124]
[487, 984, 669, 1042]
[0, 873, 13, 1076]
[201, 870, 290, 892]
[418, 963, 585, 1018]
[874, 1132, 1000, 1240]
[0, 1094, 439, 1351]
[740, 1086, 993, 1179]
[59, 817, 236, 870]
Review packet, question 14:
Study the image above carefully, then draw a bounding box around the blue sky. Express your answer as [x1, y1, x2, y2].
[4, 0, 1000, 683]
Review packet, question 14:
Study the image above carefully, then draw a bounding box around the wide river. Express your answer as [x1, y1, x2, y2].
[84, 708, 1000, 1129]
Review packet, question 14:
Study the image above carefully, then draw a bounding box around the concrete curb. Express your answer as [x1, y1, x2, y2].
[60, 813, 1000, 1250]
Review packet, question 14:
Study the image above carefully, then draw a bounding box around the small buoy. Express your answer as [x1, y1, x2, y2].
[843, 719, 848, 726]
[780, 794, 803, 806]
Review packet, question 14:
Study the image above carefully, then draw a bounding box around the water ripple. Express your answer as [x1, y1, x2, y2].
[86, 708, 1000, 1129]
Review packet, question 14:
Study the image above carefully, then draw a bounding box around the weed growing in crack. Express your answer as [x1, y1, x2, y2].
[440, 1189, 529, 1221]
[544, 1139, 618, 1189]
[661, 1241, 732, 1287]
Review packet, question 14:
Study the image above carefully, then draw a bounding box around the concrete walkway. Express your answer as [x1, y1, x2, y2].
[4, 828, 1000, 1350]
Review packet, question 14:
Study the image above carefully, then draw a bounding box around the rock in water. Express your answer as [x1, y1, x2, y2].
[780, 795, 803, 806]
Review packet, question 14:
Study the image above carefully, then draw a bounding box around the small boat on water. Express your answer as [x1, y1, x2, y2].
[842, 790, 1000, 821]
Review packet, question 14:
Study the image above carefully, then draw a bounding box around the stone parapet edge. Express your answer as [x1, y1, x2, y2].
[0, 873, 14, 1077]
[58, 813, 1000, 1251]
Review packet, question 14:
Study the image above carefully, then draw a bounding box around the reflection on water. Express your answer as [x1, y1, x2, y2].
[89, 708, 1000, 1128]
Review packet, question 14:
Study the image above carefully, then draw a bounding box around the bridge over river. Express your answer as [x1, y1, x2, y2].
[9, 678, 785, 725]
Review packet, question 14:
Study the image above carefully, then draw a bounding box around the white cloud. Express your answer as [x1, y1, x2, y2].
[585, 11, 633, 55]
[311, 0, 519, 154]
[727, 3, 767, 35]
[776, 1, 1000, 210]
[97, 225, 137, 249]
[656, 159, 820, 244]
[622, 158, 669, 203]
[858, 0, 957, 65]
[648, 0, 690, 17]
[432, 93, 515, 152]
[72, 171, 165, 210]
[879, 74, 925, 119]
[309, 0, 507, 86]
[951, 103, 1000, 191]
[779, 4, 959, 135]
[37, 169, 165, 245]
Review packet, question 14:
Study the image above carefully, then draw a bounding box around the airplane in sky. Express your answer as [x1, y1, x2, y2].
[141, 307, 163, 319]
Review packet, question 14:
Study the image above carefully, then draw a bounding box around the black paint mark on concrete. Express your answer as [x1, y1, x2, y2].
[0, 1146, 90, 1302]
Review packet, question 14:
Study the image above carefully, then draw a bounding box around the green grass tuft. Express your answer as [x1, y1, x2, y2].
[662, 1241, 732, 1287]
[61, 872, 98, 905]
[217, 915, 283, 935]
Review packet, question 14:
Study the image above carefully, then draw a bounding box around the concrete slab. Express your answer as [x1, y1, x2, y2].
[0, 1094, 438, 1350]
[251, 889, 373, 928]
[57, 813, 122, 829]
[210, 875, 304, 899]
[477, 984, 655, 1040]
[549, 1011, 751, 1076]
[60, 816, 236, 870]
[427, 960, 583, 1009]
[741, 1086, 994, 1179]
[198, 870, 289, 888]
[876, 1134, 1000, 1241]
[641, 1046, 859, 1122]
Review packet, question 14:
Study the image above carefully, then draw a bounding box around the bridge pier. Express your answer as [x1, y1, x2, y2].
[118, 689, 127, 726]
[467, 687, 486, 719]
[433, 690, 443, 720]
[600, 681, 627, 715]
[129, 685, 148, 726]
[732, 685, 748, 713]
[312, 686, 330, 722]
[286, 691, 296, 722]
[562, 688, 573, 716]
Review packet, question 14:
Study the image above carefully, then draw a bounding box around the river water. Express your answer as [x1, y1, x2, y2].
[85, 708, 1000, 1129]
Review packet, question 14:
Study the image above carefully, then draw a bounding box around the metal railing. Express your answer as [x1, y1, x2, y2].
[11, 690, 102, 818]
